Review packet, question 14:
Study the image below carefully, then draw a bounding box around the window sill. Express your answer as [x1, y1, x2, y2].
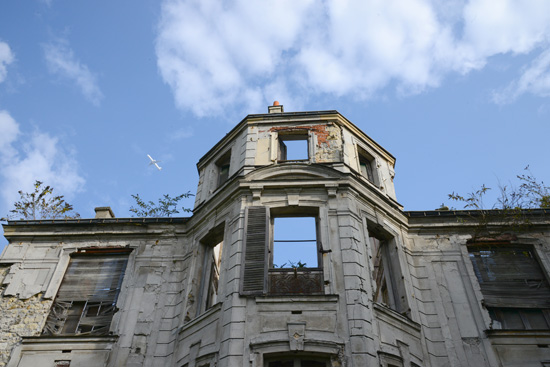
[486, 329, 550, 338]
[277, 159, 310, 163]
[373, 303, 420, 334]
[24, 335, 118, 342]
[21, 335, 118, 350]
[255, 294, 338, 303]
[178, 302, 222, 334]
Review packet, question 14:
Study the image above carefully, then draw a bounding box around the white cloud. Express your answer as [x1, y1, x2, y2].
[155, 0, 550, 117]
[43, 39, 103, 106]
[492, 48, 550, 104]
[0, 110, 85, 215]
[170, 126, 194, 140]
[0, 41, 14, 84]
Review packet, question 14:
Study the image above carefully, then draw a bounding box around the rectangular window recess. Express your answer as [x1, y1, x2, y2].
[273, 217, 318, 269]
[469, 245, 550, 330]
[279, 135, 308, 161]
[216, 152, 231, 187]
[357, 147, 376, 183]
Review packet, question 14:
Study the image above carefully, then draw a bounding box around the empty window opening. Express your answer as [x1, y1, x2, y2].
[43, 250, 130, 336]
[268, 214, 324, 295]
[216, 151, 231, 187]
[468, 245, 550, 329]
[358, 147, 376, 183]
[369, 229, 408, 315]
[279, 135, 308, 161]
[205, 241, 223, 310]
[195, 225, 225, 317]
[273, 217, 318, 269]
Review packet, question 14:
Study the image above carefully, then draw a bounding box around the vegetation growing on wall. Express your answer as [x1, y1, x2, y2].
[8, 180, 80, 220]
[129, 192, 194, 217]
[446, 167, 550, 237]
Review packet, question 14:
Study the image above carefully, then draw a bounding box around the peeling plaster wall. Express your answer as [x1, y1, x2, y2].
[0, 275, 52, 367]
[406, 226, 550, 367]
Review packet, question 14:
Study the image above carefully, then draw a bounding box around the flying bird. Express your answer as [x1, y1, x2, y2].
[147, 154, 162, 171]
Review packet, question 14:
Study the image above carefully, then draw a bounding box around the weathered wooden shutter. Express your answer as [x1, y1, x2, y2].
[43, 252, 130, 336]
[241, 206, 268, 295]
[469, 245, 550, 308]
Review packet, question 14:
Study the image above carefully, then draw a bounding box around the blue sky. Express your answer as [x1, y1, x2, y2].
[1, 1, 550, 252]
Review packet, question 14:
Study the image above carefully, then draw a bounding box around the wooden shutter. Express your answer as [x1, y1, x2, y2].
[241, 206, 268, 295]
[469, 245, 550, 308]
[43, 252, 129, 336]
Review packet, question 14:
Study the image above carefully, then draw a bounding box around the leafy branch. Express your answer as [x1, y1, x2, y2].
[447, 167, 549, 237]
[9, 180, 79, 220]
[129, 192, 194, 217]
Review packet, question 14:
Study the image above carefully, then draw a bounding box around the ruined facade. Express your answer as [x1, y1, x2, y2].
[1, 104, 550, 367]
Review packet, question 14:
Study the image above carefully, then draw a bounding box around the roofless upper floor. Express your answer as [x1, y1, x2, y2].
[194, 103, 398, 209]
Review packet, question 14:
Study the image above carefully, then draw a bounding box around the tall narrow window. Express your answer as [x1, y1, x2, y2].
[369, 230, 408, 315]
[196, 225, 225, 317]
[43, 249, 130, 336]
[216, 151, 231, 188]
[268, 215, 323, 295]
[204, 241, 223, 310]
[279, 134, 308, 161]
[357, 147, 377, 184]
[468, 245, 550, 329]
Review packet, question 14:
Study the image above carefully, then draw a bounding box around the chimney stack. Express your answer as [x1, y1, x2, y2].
[268, 101, 284, 114]
[95, 207, 115, 219]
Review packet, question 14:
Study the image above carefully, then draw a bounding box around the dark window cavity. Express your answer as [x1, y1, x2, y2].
[358, 146, 377, 184]
[216, 151, 231, 188]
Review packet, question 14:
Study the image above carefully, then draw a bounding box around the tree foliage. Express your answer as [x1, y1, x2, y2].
[9, 180, 80, 220]
[448, 167, 550, 210]
[129, 192, 194, 217]
[447, 167, 549, 237]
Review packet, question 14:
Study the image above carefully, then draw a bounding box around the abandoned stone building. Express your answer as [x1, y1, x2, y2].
[1, 104, 550, 367]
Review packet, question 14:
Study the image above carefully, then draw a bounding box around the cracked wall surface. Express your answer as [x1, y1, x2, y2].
[0, 271, 52, 367]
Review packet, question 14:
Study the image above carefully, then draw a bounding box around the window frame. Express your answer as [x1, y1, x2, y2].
[196, 224, 225, 317]
[356, 145, 378, 186]
[267, 208, 324, 296]
[215, 151, 231, 188]
[42, 248, 131, 337]
[467, 243, 550, 330]
[367, 226, 409, 316]
[240, 206, 326, 296]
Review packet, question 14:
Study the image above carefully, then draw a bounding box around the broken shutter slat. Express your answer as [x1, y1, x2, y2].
[241, 206, 268, 295]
